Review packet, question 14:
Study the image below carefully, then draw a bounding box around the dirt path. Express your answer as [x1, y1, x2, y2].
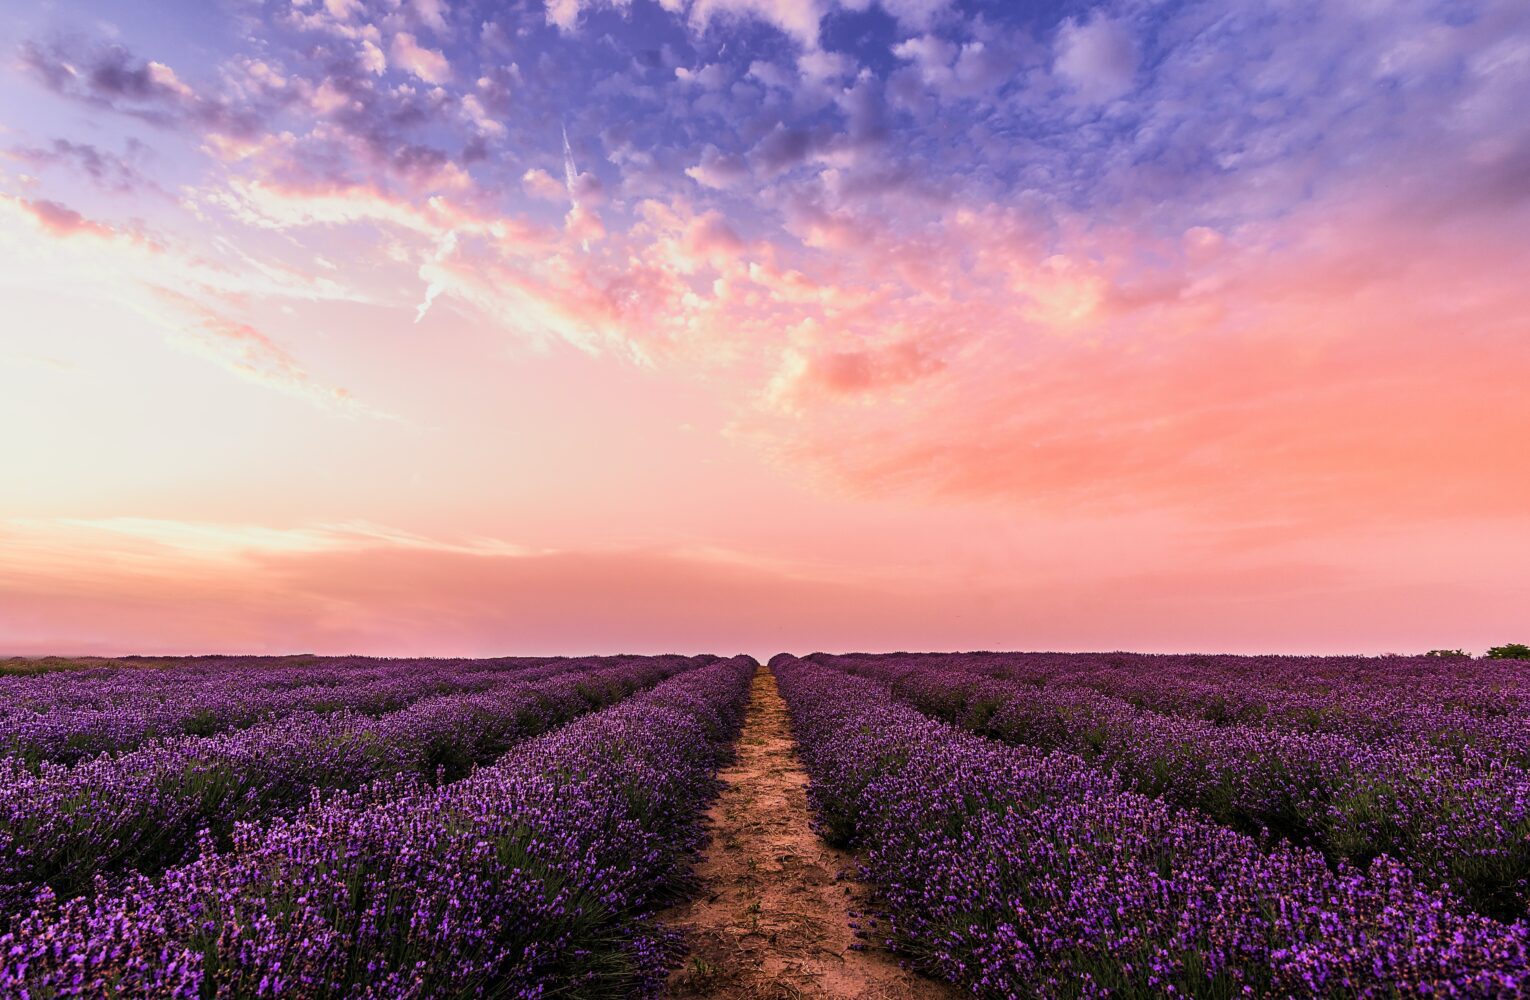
[664, 668, 956, 1000]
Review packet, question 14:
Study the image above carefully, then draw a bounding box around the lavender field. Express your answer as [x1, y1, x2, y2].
[1, 651, 1527, 997]
[7, 0, 1527, 992]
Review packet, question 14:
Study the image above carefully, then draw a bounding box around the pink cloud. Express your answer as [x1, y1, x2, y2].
[680, 210, 746, 266]
[3, 520, 1525, 657]
[10, 197, 122, 240]
[0, 522, 930, 656]
[30, 201, 121, 240]
[0, 195, 168, 258]
[750, 188, 1530, 535]
[564, 202, 606, 245]
[324, 0, 362, 20]
[784, 336, 945, 396]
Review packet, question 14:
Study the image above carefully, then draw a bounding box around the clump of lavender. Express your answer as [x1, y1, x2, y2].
[774, 654, 1530, 998]
[0, 655, 706, 917]
[0, 656, 754, 997]
[821, 650, 1530, 921]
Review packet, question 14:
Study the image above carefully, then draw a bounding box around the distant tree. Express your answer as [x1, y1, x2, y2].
[1486, 643, 1530, 660]
[1424, 648, 1471, 659]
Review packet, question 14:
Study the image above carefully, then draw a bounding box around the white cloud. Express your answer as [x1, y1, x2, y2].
[391, 31, 451, 84]
[412, 0, 449, 32]
[548, 0, 824, 47]
[686, 144, 750, 189]
[359, 38, 387, 74]
[1055, 13, 1138, 103]
[690, 0, 825, 47]
[522, 168, 568, 201]
[874, 0, 950, 32]
[545, 0, 586, 31]
[748, 60, 795, 89]
[797, 48, 854, 84]
[461, 94, 504, 136]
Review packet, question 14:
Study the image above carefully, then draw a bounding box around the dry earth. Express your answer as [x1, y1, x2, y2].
[663, 668, 957, 999]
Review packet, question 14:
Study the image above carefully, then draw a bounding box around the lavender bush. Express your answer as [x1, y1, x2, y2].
[773, 654, 1530, 997]
[0, 654, 705, 917]
[0, 655, 755, 998]
[856, 651, 1530, 761]
[0, 655, 584, 767]
[818, 652, 1530, 920]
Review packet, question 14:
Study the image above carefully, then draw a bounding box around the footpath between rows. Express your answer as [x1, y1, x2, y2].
[663, 667, 956, 999]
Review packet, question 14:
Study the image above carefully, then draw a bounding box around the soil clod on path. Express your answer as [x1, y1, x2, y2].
[663, 668, 955, 1000]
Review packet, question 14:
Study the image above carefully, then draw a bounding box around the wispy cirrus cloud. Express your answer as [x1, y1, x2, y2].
[4, 138, 162, 195]
[159, 295, 391, 417]
[19, 38, 263, 135]
[6, 195, 127, 240]
[0, 193, 386, 416]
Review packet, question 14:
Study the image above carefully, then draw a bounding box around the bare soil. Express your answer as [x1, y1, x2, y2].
[663, 668, 956, 999]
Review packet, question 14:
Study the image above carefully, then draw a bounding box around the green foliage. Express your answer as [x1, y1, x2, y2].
[1424, 649, 1471, 659]
[0, 657, 103, 676]
[1486, 643, 1530, 660]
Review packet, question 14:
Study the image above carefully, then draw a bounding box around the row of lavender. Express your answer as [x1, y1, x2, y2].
[927, 651, 1530, 760]
[0, 654, 709, 919]
[773, 655, 1529, 997]
[0, 655, 756, 997]
[815, 652, 1530, 921]
[0, 655, 590, 767]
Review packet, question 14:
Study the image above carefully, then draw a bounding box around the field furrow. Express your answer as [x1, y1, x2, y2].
[664, 666, 955, 1000]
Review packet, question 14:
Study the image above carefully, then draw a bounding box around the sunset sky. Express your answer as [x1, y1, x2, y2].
[1, 0, 1527, 657]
